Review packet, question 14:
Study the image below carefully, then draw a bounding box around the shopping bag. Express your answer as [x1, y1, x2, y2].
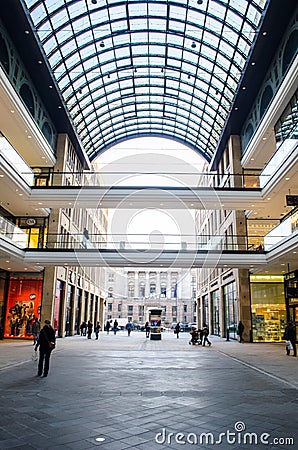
[286, 340, 293, 350]
[31, 350, 38, 361]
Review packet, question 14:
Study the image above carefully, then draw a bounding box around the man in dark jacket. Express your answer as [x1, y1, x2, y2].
[284, 322, 297, 357]
[35, 320, 56, 377]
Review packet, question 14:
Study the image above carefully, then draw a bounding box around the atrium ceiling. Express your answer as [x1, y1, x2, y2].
[1, 1, 295, 164]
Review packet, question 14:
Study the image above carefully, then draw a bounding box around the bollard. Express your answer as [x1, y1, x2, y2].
[226, 327, 230, 341]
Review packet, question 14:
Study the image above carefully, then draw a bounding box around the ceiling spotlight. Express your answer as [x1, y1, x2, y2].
[197, 0, 203, 4]
[91, 0, 97, 4]
[100, 41, 105, 48]
[191, 41, 196, 49]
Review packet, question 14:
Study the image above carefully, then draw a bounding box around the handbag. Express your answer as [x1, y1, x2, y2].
[48, 341, 56, 349]
[286, 340, 293, 350]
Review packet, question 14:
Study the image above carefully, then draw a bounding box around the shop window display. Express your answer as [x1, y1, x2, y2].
[4, 277, 43, 339]
[250, 276, 286, 342]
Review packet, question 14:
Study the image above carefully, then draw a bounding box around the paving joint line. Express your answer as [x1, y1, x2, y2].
[214, 348, 298, 390]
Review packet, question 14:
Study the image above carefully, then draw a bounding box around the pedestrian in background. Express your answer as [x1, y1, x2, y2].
[35, 319, 56, 377]
[106, 320, 111, 334]
[87, 320, 93, 339]
[95, 321, 101, 340]
[237, 321, 245, 343]
[284, 322, 297, 357]
[31, 317, 40, 345]
[202, 326, 211, 346]
[126, 320, 133, 336]
[113, 319, 118, 335]
[145, 321, 150, 338]
[80, 321, 87, 336]
[175, 322, 180, 339]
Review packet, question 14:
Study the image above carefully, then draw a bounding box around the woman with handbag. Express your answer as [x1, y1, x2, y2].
[35, 319, 56, 377]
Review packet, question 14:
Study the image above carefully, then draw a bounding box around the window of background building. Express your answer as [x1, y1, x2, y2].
[128, 282, 134, 298]
[108, 273, 115, 282]
[171, 283, 177, 298]
[150, 282, 156, 297]
[139, 282, 145, 297]
[160, 284, 166, 298]
[108, 303, 112, 312]
[128, 305, 133, 314]
[108, 287, 113, 297]
[118, 303, 122, 312]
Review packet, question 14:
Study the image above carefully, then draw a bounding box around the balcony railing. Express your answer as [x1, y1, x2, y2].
[0, 216, 28, 248]
[264, 209, 298, 249]
[0, 134, 34, 186]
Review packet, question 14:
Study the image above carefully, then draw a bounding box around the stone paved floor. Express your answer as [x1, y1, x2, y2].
[0, 331, 297, 449]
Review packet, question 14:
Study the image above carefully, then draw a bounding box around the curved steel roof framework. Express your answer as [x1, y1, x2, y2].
[24, 0, 267, 162]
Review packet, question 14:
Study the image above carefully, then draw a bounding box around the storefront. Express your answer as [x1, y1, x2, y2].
[0, 271, 9, 339]
[285, 270, 298, 341]
[211, 289, 220, 335]
[4, 273, 43, 339]
[250, 275, 286, 342]
[224, 281, 238, 340]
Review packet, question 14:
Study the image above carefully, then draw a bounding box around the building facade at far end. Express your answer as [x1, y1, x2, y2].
[104, 268, 197, 328]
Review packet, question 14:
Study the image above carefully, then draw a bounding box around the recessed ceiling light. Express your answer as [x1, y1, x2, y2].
[285, 177, 290, 180]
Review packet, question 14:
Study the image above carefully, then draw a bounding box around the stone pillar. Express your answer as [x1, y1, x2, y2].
[41, 267, 57, 324]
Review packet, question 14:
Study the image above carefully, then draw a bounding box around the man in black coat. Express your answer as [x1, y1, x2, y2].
[284, 322, 297, 357]
[35, 320, 56, 377]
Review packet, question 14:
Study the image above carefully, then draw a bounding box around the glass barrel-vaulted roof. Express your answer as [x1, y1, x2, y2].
[24, 0, 267, 162]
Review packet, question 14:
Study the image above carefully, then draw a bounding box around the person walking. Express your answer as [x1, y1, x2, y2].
[113, 319, 118, 335]
[80, 321, 87, 336]
[31, 317, 40, 345]
[237, 321, 245, 343]
[284, 321, 297, 357]
[106, 320, 111, 334]
[175, 322, 180, 339]
[95, 321, 101, 340]
[35, 319, 56, 377]
[202, 326, 211, 346]
[82, 228, 89, 248]
[145, 321, 150, 338]
[126, 320, 133, 336]
[87, 320, 93, 339]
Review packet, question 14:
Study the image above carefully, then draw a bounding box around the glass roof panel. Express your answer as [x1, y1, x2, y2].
[24, 0, 268, 162]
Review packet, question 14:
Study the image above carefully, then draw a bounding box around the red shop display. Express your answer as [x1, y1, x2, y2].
[4, 278, 43, 339]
